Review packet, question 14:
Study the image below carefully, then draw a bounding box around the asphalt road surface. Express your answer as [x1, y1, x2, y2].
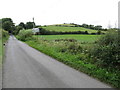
[3, 36, 111, 88]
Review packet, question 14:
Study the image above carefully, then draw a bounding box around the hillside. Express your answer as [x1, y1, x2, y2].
[41, 25, 106, 34]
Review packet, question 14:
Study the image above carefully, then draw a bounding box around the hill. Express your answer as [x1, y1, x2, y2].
[41, 25, 106, 34]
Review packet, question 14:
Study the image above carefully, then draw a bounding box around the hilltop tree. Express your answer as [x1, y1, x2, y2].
[82, 24, 88, 28]
[89, 25, 94, 29]
[95, 25, 102, 30]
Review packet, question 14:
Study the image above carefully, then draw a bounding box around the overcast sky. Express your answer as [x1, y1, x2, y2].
[0, 0, 119, 28]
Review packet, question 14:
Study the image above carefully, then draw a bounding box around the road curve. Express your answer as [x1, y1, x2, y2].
[3, 36, 111, 88]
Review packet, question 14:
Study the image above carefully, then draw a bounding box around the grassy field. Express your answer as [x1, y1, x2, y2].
[42, 26, 105, 33]
[37, 34, 101, 43]
[51, 24, 76, 27]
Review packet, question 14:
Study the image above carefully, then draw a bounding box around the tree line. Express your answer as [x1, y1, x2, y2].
[38, 28, 104, 35]
[1, 18, 35, 35]
[2, 18, 116, 35]
[55, 23, 108, 31]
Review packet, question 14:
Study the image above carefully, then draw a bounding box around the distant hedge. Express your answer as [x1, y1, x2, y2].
[39, 28, 104, 35]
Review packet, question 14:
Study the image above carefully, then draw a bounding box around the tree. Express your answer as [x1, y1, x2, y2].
[2, 18, 13, 24]
[2, 18, 15, 33]
[19, 22, 26, 29]
[97, 30, 101, 35]
[2, 21, 13, 33]
[95, 25, 102, 30]
[82, 24, 88, 28]
[89, 25, 95, 29]
[26, 22, 35, 29]
[13, 26, 23, 35]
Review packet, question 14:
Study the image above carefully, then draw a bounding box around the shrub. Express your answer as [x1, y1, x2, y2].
[56, 41, 82, 54]
[2, 30, 9, 43]
[97, 30, 101, 35]
[90, 30, 120, 69]
[55, 39, 77, 42]
[2, 30, 8, 38]
[17, 29, 33, 41]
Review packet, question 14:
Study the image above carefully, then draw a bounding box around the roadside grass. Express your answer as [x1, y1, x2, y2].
[25, 38, 119, 88]
[2, 30, 9, 66]
[42, 26, 106, 33]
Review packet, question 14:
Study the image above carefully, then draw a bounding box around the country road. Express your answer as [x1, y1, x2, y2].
[2, 36, 111, 88]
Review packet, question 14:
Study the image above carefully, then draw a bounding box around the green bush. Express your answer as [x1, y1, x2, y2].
[90, 30, 120, 69]
[17, 29, 33, 41]
[2, 30, 9, 43]
[2, 30, 8, 38]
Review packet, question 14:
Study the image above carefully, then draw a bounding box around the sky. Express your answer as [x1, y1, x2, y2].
[0, 0, 119, 28]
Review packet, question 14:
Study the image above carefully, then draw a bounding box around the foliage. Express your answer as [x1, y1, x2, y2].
[50, 23, 106, 31]
[1, 18, 22, 35]
[26, 22, 35, 29]
[2, 18, 15, 33]
[2, 30, 9, 42]
[82, 24, 103, 30]
[1, 29, 9, 67]
[17, 29, 33, 41]
[18, 22, 26, 29]
[90, 30, 120, 70]
[12, 26, 22, 35]
[40, 28, 91, 35]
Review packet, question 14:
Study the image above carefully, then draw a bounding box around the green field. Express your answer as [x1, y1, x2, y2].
[42, 26, 105, 33]
[38, 34, 101, 42]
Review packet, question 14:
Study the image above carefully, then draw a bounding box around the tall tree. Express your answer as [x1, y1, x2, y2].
[2, 18, 15, 33]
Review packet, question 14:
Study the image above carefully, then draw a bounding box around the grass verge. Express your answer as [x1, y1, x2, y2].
[2, 30, 9, 66]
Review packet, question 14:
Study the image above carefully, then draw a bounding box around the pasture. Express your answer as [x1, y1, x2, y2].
[42, 26, 105, 33]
